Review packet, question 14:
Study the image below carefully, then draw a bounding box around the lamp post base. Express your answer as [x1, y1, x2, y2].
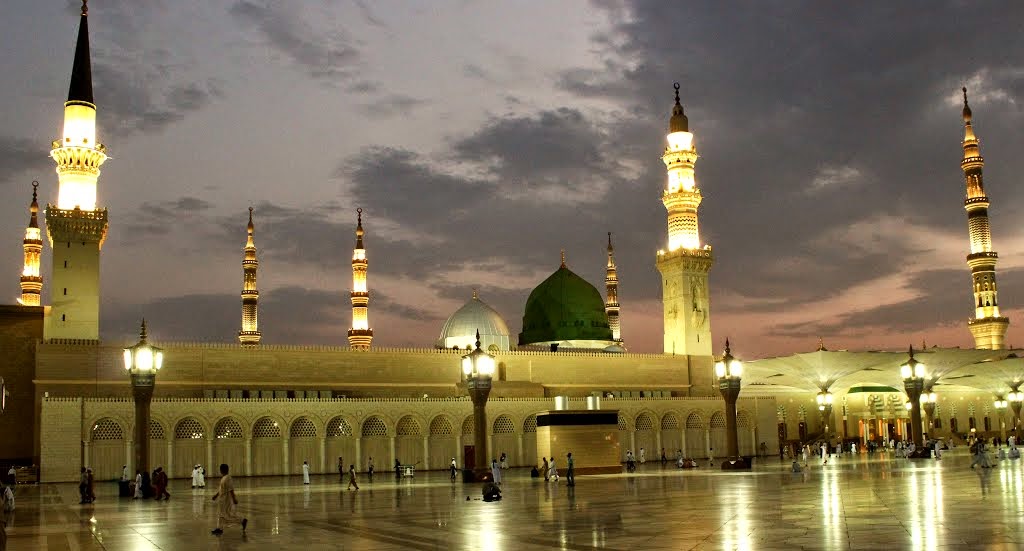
[720, 457, 750, 470]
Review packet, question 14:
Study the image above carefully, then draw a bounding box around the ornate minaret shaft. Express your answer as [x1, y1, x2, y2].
[19, 182, 43, 306]
[656, 83, 713, 355]
[348, 208, 373, 349]
[238, 207, 261, 346]
[961, 87, 1008, 349]
[45, 1, 109, 340]
[605, 232, 621, 342]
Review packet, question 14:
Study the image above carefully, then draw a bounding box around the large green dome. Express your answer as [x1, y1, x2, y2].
[518, 265, 612, 346]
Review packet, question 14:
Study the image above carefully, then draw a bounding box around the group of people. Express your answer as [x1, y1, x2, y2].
[537, 453, 575, 486]
[337, 457, 373, 485]
[191, 465, 207, 488]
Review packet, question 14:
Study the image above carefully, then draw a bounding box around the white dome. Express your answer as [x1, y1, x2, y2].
[436, 293, 511, 351]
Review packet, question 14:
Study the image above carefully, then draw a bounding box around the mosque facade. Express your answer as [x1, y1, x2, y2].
[2, 6, 1023, 482]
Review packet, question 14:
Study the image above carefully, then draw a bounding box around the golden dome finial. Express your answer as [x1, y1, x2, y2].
[670, 82, 688, 133]
[607, 231, 613, 252]
[560, 249, 566, 268]
[472, 288, 479, 300]
[817, 337, 826, 351]
[247, 206, 254, 234]
[82, 0, 88, 16]
[139, 318, 148, 342]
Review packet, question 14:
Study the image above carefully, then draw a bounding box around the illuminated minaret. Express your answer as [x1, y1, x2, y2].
[348, 208, 373, 349]
[960, 87, 1009, 349]
[655, 83, 713, 356]
[45, 0, 109, 340]
[238, 207, 261, 346]
[19, 182, 43, 306]
[605, 232, 622, 343]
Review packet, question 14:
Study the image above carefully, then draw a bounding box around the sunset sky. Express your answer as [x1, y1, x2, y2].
[2, 1, 1023, 358]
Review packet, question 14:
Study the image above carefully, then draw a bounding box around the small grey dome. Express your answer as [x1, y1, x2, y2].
[436, 292, 511, 351]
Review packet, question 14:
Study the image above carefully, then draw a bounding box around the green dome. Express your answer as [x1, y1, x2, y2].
[518, 265, 612, 346]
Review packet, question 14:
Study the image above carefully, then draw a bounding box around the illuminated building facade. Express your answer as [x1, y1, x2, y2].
[238, 208, 261, 346]
[961, 88, 1009, 350]
[656, 83, 713, 356]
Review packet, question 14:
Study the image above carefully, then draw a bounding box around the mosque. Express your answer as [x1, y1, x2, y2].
[2, 6, 1023, 483]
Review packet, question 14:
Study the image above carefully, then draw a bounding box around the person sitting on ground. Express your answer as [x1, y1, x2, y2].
[482, 481, 502, 502]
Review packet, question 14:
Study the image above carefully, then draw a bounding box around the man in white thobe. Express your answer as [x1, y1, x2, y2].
[302, 461, 311, 484]
[192, 466, 200, 488]
[820, 443, 828, 465]
[639, 448, 646, 464]
[121, 465, 129, 482]
[198, 465, 206, 488]
[491, 459, 501, 485]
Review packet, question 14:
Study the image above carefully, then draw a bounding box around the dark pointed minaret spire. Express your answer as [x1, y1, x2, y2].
[68, 0, 94, 105]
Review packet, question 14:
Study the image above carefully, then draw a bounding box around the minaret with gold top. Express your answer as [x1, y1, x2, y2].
[605, 232, 622, 343]
[655, 83, 713, 356]
[348, 208, 373, 349]
[238, 207, 261, 346]
[19, 182, 43, 306]
[45, 0, 109, 340]
[961, 87, 1009, 349]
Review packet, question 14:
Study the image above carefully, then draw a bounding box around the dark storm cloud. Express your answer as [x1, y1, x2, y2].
[228, 0, 362, 83]
[94, 61, 222, 135]
[0, 138, 50, 185]
[123, 196, 216, 237]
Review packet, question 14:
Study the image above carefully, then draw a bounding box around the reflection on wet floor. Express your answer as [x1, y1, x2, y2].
[4, 448, 1024, 550]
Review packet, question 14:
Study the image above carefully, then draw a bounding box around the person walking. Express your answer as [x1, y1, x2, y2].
[347, 464, 359, 490]
[449, 458, 458, 482]
[198, 465, 206, 488]
[133, 470, 143, 499]
[639, 447, 646, 464]
[338, 456, 345, 482]
[192, 465, 200, 489]
[211, 464, 247, 536]
[155, 467, 170, 501]
[542, 457, 549, 481]
[78, 467, 89, 504]
[394, 459, 402, 481]
[548, 457, 559, 482]
[820, 443, 828, 465]
[86, 468, 96, 503]
[491, 459, 501, 485]
[302, 461, 310, 485]
[367, 457, 374, 483]
[566, 452, 575, 487]
[121, 465, 129, 482]
[500, 453, 509, 470]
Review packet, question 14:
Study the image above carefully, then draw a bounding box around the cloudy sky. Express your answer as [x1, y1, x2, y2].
[2, 0, 1024, 358]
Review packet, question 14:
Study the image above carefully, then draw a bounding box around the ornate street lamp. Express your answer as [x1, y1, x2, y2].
[1008, 390, 1023, 432]
[816, 391, 834, 436]
[921, 391, 937, 435]
[462, 330, 495, 481]
[123, 319, 164, 476]
[715, 339, 748, 470]
[899, 346, 928, 458]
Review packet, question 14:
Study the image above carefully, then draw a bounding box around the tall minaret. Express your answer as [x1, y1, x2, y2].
[605, 232, 622, 342]
[19, 182, 43, 306]
[45, 0, 109, 340]
[238, 207, 261, 346]
[655, 83, 713, 356]
[348, 208, 373, 349]
[961, 87, 1009, 349]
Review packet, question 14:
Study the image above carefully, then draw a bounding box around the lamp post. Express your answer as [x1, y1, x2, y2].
[715, 339, 748, 470]
[899, 346, 928, 458]
[816, 391, 834, 436]
[123, 319, 164, 476]
[462, 330, 495, 482]
[921, 390, 937, 437]
[1009, 390, 1023, 433]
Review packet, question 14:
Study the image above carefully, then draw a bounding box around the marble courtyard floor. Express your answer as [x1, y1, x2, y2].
[4, 449, 1023, 550]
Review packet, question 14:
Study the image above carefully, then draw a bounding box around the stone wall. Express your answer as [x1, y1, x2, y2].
[40, 395, 778, 482]
[0, 305, 45, 463]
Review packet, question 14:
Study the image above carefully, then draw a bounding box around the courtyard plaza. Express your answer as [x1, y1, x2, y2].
[5, 449, 1023, 550]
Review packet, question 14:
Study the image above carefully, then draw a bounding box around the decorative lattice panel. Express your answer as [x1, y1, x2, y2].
[635, 413, 654, 431]
[362, 416, 388, 438]
[91, 418, 123, 441]
[396, 416, 421, 436]
[215, 418, 243, 439]
[327, 417, 353, 437]
[462, 416, 475, 435]
[429, 416, 454, 436]
[290, 417, 317, 438]
[523, 415, 537, 433]
[685, 413, 703, 429]
[777, 406, 786, 421]
[149, 419, 165, 440]
[617, 414, 627, 431]
[493, 415, 515, 434]
[737, 411, 750, 428]
[175, 418, 205, 440]
[709, 412, 726, 429]
[253, 417, 282, 438]
[661, 413, 680, 430]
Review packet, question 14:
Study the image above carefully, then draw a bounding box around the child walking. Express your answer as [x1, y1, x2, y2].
[211, 464, 248, 536]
